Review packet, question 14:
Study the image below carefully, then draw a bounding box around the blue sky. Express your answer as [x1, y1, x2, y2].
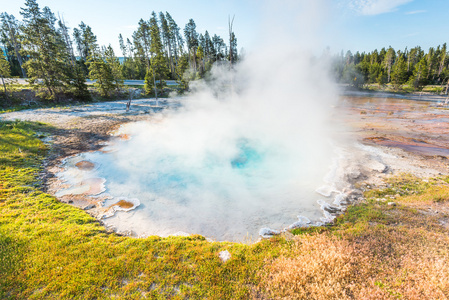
[1, 0, 449, 55]
[340, 0, 449, 53]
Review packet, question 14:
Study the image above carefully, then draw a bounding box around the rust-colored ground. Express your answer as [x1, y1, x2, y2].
[75, 160, 95, 170]
[339, 96, 449, 166]
[113, 200, 135, 209]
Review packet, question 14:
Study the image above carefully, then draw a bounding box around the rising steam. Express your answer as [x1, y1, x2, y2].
[60, 0, 342, 241]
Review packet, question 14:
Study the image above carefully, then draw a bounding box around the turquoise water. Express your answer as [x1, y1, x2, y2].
[58, 120, 334, 241]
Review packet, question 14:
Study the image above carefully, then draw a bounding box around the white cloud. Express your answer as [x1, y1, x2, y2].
[405, 10, 426, 15]
[350, 0, 413, 15]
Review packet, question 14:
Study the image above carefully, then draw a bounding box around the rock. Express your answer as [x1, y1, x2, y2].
[323, 205, 341, 214]
[68, 200, 74, 204]
[387, 202, 397, 206]
[348, 170, 363, 180]
[218, 250, 231, 263]
[259, 228, 280, 239]
[83, 204, 96, 210]
[365, 160, 388, 173]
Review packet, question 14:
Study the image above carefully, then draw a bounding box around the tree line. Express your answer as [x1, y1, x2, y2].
[0, 0, 238, 102]
[333, 44, 449, 90]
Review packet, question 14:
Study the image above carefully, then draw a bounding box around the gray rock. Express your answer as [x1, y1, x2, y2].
[323, 205, 341, 214]
[259, 228, 280, 238]
[387, 202, 397, 206]
[218, 250, 231, 263]
[83, 204, 96, 210]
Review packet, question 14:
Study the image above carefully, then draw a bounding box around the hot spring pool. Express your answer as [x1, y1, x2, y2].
[56, 117, 343, 242]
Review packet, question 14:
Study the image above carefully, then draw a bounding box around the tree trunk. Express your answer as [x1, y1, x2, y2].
[228, 15, 235, 67]
[13, 40, 26, 78]
[150, 56, 158, 103]
[438, 52, 446, 77]
[1, 75, 8, 100]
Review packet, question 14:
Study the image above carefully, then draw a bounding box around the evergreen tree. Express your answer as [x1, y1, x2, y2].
[88, 51, 115, 98]
[385, 47, 395, 82]
[20, 0, 73, 100]
[144, 67, 154, 94]
[342, 64, 364, 88]
[196, 45, 205, 76]
[166, 12, 183, 64]
[438, 43, 447, 78]
[409, 57, 429, 89]
[184, 19, 198, 72]
[212, 34, 226, 61]
[0, 49, 11, 99]
[391, 55, 408, 86]
[149, 12, 169, 94]
[228, 32, 238, 64]
[159, 12, 175, 77]
[133, 19, 151, 70]
[0, 13, 26, 77]
[175, 54, 189, 90]
[104, 45, 124, 92]
[85, 29, 115, 97]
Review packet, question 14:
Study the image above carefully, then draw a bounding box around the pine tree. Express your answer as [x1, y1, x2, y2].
[391, 55, 408, 87]
[166, 12, 184, 60]
[438, 43, 447, 78]
[175, 54, 189, 91]
[0, 13, 26, 77]
[69, 62, 91, 101]
[88, 52, 115, 98]
[212, 34, 225, 61]
[409, 57, 429, 89]
[149, 12, 169, 97]
[196, 45, 205, 76]
[0, 49, 11, 99]
[85, 29, 115, 97]
[20, 0, 73, 100]
[184, 19, 198, 72]
[159, 12, 174, 77]
[144, 67, 154, 94]
[385, 47, 395, 82]
[133, 19, 151, 70]
[104, 45, 123, 92]
[228, 16, 237, 65]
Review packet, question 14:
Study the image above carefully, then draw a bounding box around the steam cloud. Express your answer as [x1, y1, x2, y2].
[65, 0, 342, 241]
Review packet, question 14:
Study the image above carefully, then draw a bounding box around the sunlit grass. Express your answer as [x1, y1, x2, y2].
[2, 120, 449, 299]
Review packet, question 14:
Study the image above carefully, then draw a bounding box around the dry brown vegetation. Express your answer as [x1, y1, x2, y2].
[259, 177, 449, 299]
[261, 229, 449, 299]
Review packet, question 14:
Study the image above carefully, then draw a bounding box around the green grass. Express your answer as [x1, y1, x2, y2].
[2, 120, 449, 299]
[0, 120, 287, 299]
[361, 83, 447, 94]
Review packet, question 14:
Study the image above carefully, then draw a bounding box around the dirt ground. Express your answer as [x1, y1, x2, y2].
[0, 99, 163, 206]
[337, 96, 449, 179]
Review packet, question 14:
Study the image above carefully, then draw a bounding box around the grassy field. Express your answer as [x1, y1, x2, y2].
[361, 83, 448, 94]
[1, 120, 449, 299]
